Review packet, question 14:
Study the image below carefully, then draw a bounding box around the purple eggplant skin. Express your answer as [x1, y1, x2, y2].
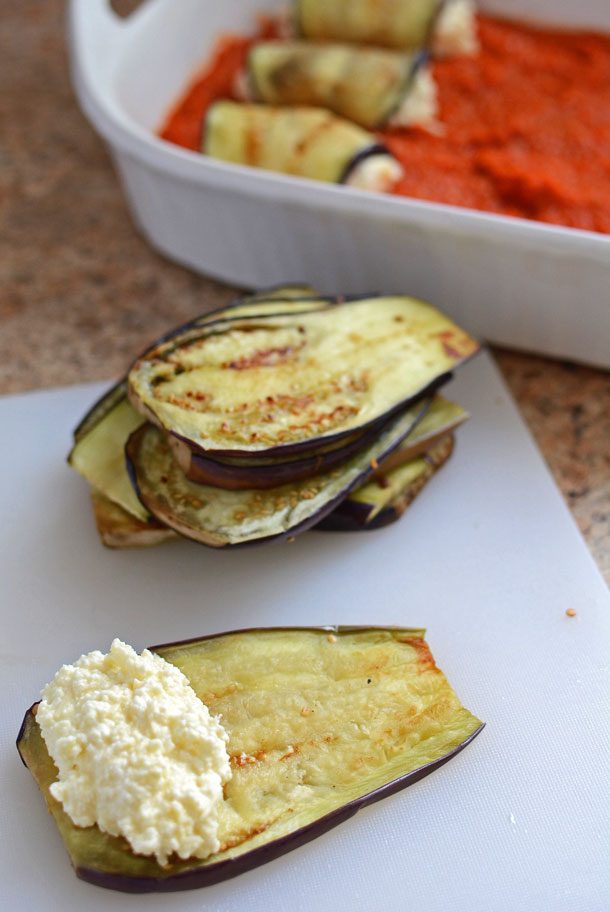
[176, 412, 397, 489]
[339, 142, 395, 183]
[318, 497, 386, 532]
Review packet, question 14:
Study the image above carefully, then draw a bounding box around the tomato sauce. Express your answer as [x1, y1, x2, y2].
[159, 15, 610, 234]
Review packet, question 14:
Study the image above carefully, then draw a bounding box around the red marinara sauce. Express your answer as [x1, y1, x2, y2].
[159, 15, 610, 234]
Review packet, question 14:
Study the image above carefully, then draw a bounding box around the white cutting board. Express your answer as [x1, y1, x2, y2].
[2, 351, 608, 911]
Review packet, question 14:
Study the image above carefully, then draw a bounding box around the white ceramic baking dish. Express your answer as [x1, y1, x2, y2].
[68, 0, 610, 368]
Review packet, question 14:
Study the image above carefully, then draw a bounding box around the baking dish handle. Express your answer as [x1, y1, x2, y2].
[68, 0, 130, 87]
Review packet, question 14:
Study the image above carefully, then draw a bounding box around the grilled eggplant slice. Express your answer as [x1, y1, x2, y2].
[17, 626, 483, 892]
[245, 41, 436, 130]
[71, 286, 329, 446]
[69, 289, 331, 512]
[175, 392, 465, 492]
[319, 393, 467, 530]
[125, 399, 430, 547]
[174, 413, 399, 490]
[127, 295, 479, 460]
[203, 101, 401, 188]
[295, 0, 478, 57]
[319, 434, 454, 530]
[70, 397, 149, 521]
[86, 396, 464, 547]
[371, 394, 466, 473]
[297, 0, 442, 49]
[89, 488, 178, 548]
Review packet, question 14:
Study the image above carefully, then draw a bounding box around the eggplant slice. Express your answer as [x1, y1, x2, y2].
[294, 0, 478, 57]
[296, 0, 443, 49]
[69, 289, 332, 508]
[70, 286, 330, 447]
[125, 399, 431, 547]
[77, 395, 466, 547]
[203, 101, 401, 187]
[127, 294, 479, 459]
[70, 397, 150, 521]
[246, 41, 435, 130]
[17, 626, 483, 892]
[319, 433, 454, 531]
[89, 488, 178, 548]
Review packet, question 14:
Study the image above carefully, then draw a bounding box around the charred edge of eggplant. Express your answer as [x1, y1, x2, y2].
[71, 723, 484, 893]
[245, 283, 320, 300]
[382, 49, 431, 127]
[339, 143, 394, 185]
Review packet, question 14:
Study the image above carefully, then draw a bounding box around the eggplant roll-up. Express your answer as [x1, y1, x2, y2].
[238, 41, 438, 131]
[203, 102, 402, 190]
[291, 0, 478, 57]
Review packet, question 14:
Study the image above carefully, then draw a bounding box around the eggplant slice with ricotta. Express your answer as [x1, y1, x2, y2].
[203, 101, 403, 189]
[18, 626, 484, 892]
[294, 0, 478, 57]
[241, 41, 438, 131]
[127, 294, 479, 460]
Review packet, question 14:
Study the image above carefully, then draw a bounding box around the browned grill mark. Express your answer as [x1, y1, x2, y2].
[223, 343, 305, 371]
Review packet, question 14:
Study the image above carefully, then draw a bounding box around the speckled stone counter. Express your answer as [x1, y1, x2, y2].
[2, 1, 608, 583]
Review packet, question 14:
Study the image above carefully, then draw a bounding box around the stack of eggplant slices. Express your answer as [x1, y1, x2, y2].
[69, 286, 480, 549]
[203, 0, 479, 189]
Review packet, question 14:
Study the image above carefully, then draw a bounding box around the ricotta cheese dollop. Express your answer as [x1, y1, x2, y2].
[36, 639, 232, 866]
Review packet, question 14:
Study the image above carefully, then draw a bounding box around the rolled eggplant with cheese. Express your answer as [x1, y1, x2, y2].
[290, 0, 478, 57]
[237, 41, 438, 131]
[203, 101, 403, 190]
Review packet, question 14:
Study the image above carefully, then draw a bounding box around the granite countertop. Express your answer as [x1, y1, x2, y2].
[2, 1, 609, 583]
